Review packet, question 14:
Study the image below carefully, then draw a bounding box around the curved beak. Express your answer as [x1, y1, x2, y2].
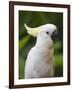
[51, 30, 58, 41]
[24, 24, 40, 37]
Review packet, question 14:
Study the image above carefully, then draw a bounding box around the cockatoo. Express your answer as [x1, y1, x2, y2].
[24, 24, 58, 79]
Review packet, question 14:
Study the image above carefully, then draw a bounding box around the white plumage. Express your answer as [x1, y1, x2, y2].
[24, 24, 57, 79]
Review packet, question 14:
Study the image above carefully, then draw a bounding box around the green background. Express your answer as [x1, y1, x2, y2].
[19, 11, 63, 79]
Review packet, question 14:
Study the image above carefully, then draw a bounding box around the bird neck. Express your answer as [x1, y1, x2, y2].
[35, 35, 53, 49]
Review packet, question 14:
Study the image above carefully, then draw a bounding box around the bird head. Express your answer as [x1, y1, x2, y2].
[24, 24, 58, 43]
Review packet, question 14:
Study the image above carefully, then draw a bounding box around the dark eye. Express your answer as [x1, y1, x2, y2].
[46, 32, 49, 34]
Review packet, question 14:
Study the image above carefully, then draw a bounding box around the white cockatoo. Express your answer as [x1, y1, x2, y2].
[24, 24, 58, 79]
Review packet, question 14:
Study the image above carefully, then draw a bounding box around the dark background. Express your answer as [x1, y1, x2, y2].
[19, 11, 63, 79]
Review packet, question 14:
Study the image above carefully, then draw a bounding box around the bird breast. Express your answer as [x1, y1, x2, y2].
[34, 47, 53, 63]
[25, 46, 54, 78]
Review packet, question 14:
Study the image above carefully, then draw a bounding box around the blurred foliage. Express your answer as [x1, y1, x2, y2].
[19, 10, 63, 79]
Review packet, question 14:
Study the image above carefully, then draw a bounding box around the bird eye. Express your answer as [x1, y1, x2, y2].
[46, 32, 49, 34]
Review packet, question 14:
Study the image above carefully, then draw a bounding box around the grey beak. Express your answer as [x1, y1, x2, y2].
[51, 30, 58, 41]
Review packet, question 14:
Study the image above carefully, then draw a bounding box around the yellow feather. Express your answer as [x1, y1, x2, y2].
[24, 24, 40, 37]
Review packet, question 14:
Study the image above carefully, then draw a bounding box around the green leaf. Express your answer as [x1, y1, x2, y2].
[19, 35, 31, 51]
